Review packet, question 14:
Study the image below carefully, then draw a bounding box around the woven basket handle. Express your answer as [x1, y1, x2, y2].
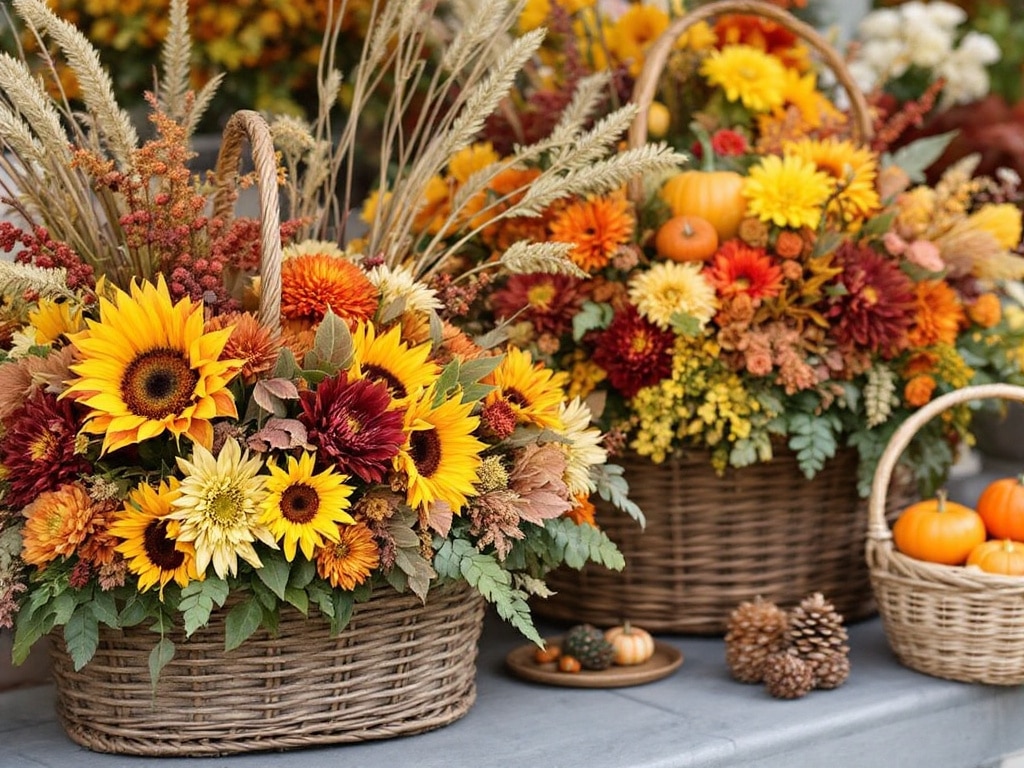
[211, 110, 283, 333]
[867, 383, 1024, 544]
[627, 0, 873, 202]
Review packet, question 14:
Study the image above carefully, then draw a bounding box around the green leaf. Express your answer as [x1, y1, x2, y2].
[288, 559, 317, 590]
[64, 607, 100, 671]
[591, 463, 645, 527]
[119, 596, 151, 627]
[273, 345, 299, 379]
[572, 301, 613, 342]
[89, 589, 119, 627]
[255, 550, 291, 599]
[305, 309, 352, 373]
[394, 547, 436, 602]
[669, 312, 702, 337]
[458, 355, 502, 385]
[180, 578, 229, 636]
[433, 360, 461, 405]
[284, 586, 309, 615]
[884, 131, 957, 183]
[12, 606, 56, 665]
[224, 597, 264, 652]
[148, 638, 176, 689]
[328, 590, 355, 635]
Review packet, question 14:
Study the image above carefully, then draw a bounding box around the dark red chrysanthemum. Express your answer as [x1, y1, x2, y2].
[592, 306, 675, 399]
[1, 390, 92, 509]
[825, 242, 916, 358]
[490, 273, 586, 337]
[298, 370, 405, 484]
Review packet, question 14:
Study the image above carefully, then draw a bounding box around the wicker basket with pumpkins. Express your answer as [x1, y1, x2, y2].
[867, 383, 1024, 685]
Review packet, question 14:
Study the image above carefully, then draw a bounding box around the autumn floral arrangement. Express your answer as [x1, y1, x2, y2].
[0, 0, 683, 674]
[450, 0, 1024, 498]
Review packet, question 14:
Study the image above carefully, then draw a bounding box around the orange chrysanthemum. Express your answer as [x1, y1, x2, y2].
[967, 292, 1002, 328]
[908, 280, 966, 348]
[904, 374, 937, 408]
[549, 195, 634, 273]
[280, 254, 379, 328]
[565, 494, 596, 527]
[207, 312, 281, 384]
[703, 241, 784, 302]
[21, 482, 98, 569]
[315, 522, 381, 590]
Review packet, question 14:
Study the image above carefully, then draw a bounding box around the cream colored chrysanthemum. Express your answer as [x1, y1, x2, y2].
[168, 439, 275, 579]
[365, 263, 443, 313]
[282, 239, 347, 260]
[556, 397, 607, 496]
[628, 261, 718, 330]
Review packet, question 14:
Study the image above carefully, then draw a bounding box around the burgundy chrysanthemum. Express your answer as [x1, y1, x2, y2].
[298, 371, 405, 484]
[592, 306, 675, 399]
[490, 273, 586, 337]
[1, 390, 92, 509]
[825, 242, 916, 358]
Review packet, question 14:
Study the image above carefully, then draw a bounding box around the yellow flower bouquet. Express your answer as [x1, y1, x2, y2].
[0, 0, 683, 753]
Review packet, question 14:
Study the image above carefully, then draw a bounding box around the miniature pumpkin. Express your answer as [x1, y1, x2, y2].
[558, 654, 582, 673]
[534, 644, 561, 664]
[647, 101, 671, 139]
[976, 475, 1024, 541]
[654, 214, 719, 263]
[659, 170, 746, 241]
[892, 491, 986, 565]
[967, 539, 1024, 575]
[604, 622, 656, 666]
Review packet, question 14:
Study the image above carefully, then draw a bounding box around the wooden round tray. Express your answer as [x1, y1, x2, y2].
[506, 636, 683, 688]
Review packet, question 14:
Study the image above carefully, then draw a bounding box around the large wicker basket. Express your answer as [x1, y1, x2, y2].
[50, 581, 486, 756]
[867, 383, 1024, 685]
[536, 448, 914, 633]
[46, 111, 487, 754]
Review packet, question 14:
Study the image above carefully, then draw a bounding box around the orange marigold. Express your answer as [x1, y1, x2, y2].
[967, 292, 1002, 329]
[280, 254, 379, 328]
[904, 374, 937, 408]
[565, 494, 597, 527]
[21, 483, 98, 569]
[549, 195, 634, 273]
[908, 280, 966, 348]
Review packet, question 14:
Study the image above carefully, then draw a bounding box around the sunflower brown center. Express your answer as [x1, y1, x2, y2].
[409, 427, 442, 479]
[121, 348, 198, 420]
[362, 363, 407, 400]
[280, 483, 320, 524]
[144, 519, 186, 571]
[503, 388, 528, 408]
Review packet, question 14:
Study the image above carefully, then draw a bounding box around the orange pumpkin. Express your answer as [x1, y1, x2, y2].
[654, 214, 719, 262]
[604, 622, 656, 666]
[976, 475, 1024, 541]
[892, 491, 986, 565]
[967, 539, 1024, 575]
[534, 643, 561, 664]
[659, 170, 746, 241]
[558, 654, 582, 673]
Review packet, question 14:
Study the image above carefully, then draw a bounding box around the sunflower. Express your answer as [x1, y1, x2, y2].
[28, 297, 84, 345]
[315, 522, 381, 591]
[700, 44, 787, 113]
[21, 482, 97, 569]
[108, 477, 200, 595]
[703, 241, 785, 303]
[628, 261, 718, 330]
[350, 322, 439, 404]
[62, 276, 242, 455]
[395, 387, 484, 515]
[299, 370, 406, 484]
[592, 306, 675, 399]
[259, 452, 355, 562]
[549, 195, 634, 273]
[785, 138, 881, 223]
[483, 346, 568, 431]
[279, 252, 379, 328]
[743, 154, 833, 230]
[168, 439, 275, 579]
[0, 389, 92, 510]
[909, 280, 966, 348]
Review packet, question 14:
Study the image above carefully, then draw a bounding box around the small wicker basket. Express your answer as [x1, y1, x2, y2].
[867, 383, 1024, 686]
[46, 111, 487, 755]
[536, 448, 914, 633]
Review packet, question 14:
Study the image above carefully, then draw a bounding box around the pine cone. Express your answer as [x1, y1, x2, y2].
[786, 592, 849, 673]
[724, 597, 789, 684]
[762, 651, 815, 700]
[813, 651, 851, 690]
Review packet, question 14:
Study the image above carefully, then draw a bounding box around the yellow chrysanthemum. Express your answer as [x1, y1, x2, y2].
[28, 298, 84, 345]
[62, 276, 243, 455]
[700, 45, 787, 113]
[448, 142, 500, 185]
[350, 321, 440, 404]
[743, 154, 833, 230]
[168, 439, 275, 579]
[785, 138, 881, 223]
[395, 386, 484, 515]
[777, 68, 845, 130]
[259, 451, 355, 562]
[607, 4, 669, 76]
[109, 477, 201, 595]
[628, 261, 718, 330]
[483, 346, 568, 431]
[518, 0, 550, 33]
[968, 203, 1023, 250]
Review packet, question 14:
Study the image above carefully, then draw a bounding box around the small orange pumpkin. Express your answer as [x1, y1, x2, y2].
[976, 475, 1024, 541]
[659, 170, 746, 241]
[534, 643, 561, 664]
[604, 622, 656, 666]
[654, 214, 719, 262]
[967, 539, 1024, 575]
[892, 491, 986, 565]
[558, 654, 582, 673]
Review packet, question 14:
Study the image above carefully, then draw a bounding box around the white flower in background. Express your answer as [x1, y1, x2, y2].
[857, 8, 902, 39]
[937, 58, 991, 107]
[860, 38, 910, 81]
[958, 31, 1002, 67]
[905, 23, 954, 69]
[923, 0, 968, 30]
